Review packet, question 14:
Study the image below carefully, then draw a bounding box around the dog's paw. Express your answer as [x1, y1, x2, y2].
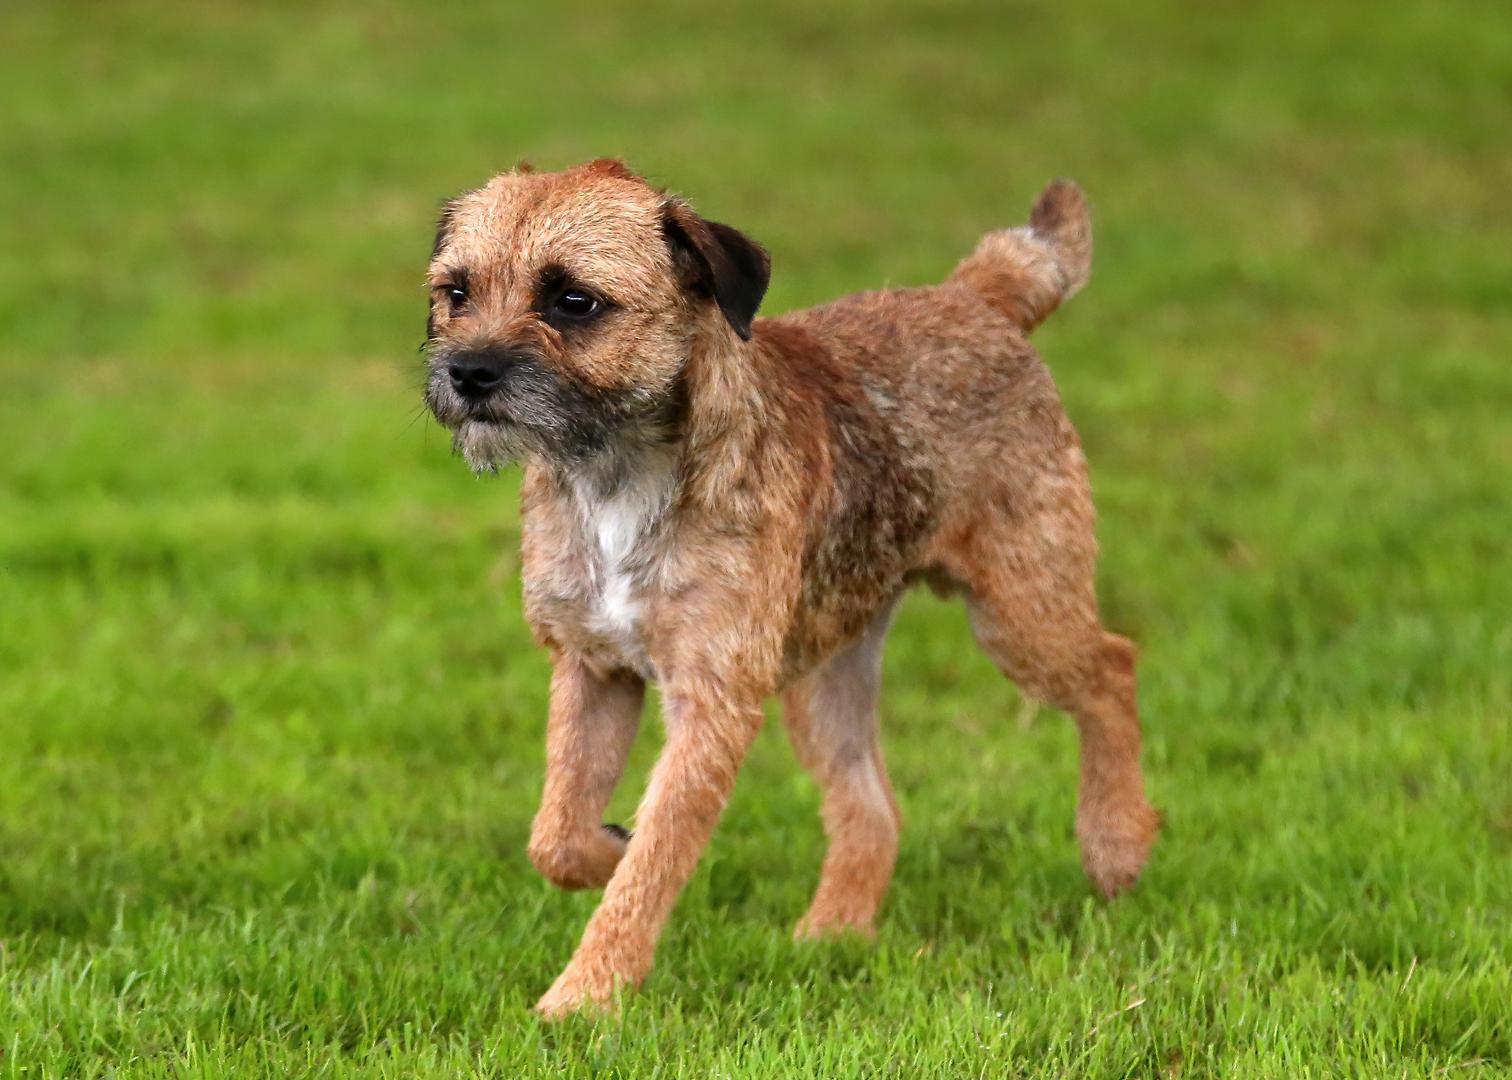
[1078, 803, 1159, 898]
[793, 908, 879, 942]
[533, 961, 622, 1021]
[528, 825, 631, 890]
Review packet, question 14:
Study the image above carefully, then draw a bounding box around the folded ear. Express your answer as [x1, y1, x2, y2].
[431, 196, 460, 261]
[427, 196, 461, 341]
[663, 200, 771, 341]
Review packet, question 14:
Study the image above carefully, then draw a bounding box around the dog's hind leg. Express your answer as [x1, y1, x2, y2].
[781, 602, 901, 938]
[938, 452, 1157, 897]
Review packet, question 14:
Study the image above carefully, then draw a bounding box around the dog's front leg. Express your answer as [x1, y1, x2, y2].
[534, 677, 765, 1018]
[527, 655, 644, 890]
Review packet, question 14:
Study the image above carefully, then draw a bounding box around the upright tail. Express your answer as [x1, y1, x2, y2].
[949, 179, 1092, 333]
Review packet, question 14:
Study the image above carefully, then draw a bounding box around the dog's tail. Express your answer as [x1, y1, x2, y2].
[948, 179, 1091, 333]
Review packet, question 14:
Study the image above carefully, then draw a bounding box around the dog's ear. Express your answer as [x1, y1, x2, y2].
[429, 195, 468, 340]
[431, 195, 464, 261]
[426, 198, 462, 341]
[584, 157, 637, 182]
[663, 200, 771, 341]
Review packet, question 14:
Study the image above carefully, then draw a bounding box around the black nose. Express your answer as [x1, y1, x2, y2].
[447, 353, 511, 400]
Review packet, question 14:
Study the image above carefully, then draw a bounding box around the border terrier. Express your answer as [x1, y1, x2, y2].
[422, 158, 1157, 1017]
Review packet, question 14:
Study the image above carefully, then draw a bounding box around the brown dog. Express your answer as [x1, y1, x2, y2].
[422, 158, 1157, 1018]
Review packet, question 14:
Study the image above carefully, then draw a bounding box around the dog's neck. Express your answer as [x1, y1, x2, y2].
[553, 433, 677, 503]
[534, 324, 768, 528]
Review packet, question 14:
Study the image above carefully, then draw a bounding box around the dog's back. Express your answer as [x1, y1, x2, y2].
[759, 180, 1093, 553]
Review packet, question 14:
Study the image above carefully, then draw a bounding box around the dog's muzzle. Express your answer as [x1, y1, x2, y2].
[424, 343, 672, 470]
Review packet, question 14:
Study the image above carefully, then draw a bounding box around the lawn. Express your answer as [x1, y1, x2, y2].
[1, 1, 1509, 1076]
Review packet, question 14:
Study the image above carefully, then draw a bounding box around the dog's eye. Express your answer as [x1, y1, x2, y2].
[446, 286, 467, 312]
[552, 289, 601, 321]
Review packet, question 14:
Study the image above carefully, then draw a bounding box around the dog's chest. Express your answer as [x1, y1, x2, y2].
[558, 461, 675, 678]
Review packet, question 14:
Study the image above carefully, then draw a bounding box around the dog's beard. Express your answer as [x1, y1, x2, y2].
[452, 416, 532, 473]
[424, 361, 679, 475]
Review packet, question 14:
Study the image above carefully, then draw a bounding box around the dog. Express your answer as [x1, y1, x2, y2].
[422, 158, 1157, 1018]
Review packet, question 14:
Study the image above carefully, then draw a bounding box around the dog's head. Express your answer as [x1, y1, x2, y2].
[423, 159, 770, 472]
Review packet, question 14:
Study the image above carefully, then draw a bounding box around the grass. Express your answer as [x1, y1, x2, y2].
[1, 0, 1510, 1075]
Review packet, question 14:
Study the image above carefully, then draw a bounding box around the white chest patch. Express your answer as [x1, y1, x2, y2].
[569, 454, 676, 673]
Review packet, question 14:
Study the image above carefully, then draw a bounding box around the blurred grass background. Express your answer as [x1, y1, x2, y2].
[1, 1, 1509, 1076]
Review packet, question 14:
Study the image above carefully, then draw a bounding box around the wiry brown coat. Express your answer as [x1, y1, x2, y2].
[422, 159, 1157, 1017]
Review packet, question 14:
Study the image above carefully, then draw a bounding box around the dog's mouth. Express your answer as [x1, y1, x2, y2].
[453, 396, 515, 424]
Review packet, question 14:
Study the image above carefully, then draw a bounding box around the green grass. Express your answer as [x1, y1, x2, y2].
[2, 0, 1510, 1075]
